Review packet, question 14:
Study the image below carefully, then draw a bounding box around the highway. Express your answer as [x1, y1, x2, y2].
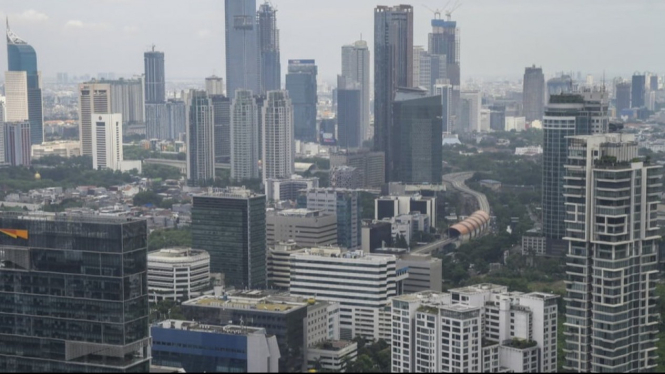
[411, 171, 490, 255]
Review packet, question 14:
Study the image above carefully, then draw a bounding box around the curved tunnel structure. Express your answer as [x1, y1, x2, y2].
[448, 210, 491, 242]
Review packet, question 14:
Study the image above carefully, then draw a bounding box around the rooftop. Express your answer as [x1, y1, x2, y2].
[450, 283, 508, 295]
[154, 320, 266, 336]
[313, 340, 356, 351]
[148, 248, 209, 261]
[194, 187, 264, 199]
[183, 292, 316, 313]
[0, 211, 144, 225]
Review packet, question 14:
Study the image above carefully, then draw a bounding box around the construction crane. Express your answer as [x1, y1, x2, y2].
[445, 0, 463, 21]
[423, 0, 463, 21]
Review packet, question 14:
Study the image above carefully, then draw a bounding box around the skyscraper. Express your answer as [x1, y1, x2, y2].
[257, 1, 281, 93]
[336, 75, 361, 149]
[631, 73, 646, 108]
[460, 90, 481, 133]
[230, 90, 260, 181]
[92, 113, 123, 170]
[429, 15, 459, 131]
[433, 81, 453, 133]
[374, 5, 413, 182]
[144, 46, 165, 104]
[205, 75, 224, 96]
[262, 90, 294, 182]
[210, 94, 231, 163]
[225, 0, 260, 95]
[145, 103, 169, 140]
[0, 213, 151, 372]
[542, 90, 608, 254]
[413, 46, 446, 95]
[523, 65, 545, 122]
[615, 81, 631, 117]
[4, 71, 28, 122]
[186, 90, 215, 185]
[562, 134, 660, 372]
[285, 59, 318, 142]
[6, 19, 43, 145]
[341, 40, 370, 142]
[191, 188, 267, 289]
[392, 87, 442, 183]
[4, 121, 30, 166]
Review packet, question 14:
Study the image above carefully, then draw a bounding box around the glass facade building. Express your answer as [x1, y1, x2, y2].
[186, 91, 215, 185]
[0, 213, 150, 372]
[191, 190, 266, 289]
[523, 65, 545, 122]
[144, 49, 165, 104]
[631, 74, 646, 108]
[286, 60, 318, 142]
[257, 2, 281, 94]
[225, 0, 260, 96]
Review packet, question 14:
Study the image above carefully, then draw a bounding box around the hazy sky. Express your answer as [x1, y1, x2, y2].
[1, 0, 663, 84]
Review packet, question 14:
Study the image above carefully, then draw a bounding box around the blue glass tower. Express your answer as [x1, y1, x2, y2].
[6, 19, 43, 145]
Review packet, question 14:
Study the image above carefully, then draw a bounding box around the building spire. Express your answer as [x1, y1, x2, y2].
[6, 17, 27, 45]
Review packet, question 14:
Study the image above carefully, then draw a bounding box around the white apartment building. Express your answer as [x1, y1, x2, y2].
[230, 89, 260, 181]
[262, 90, 294, 182]
[290, 247, 407, 341]
[92, 113, 123, 170]
[391, 284, 559, 373]
[147, 248, 210, 301]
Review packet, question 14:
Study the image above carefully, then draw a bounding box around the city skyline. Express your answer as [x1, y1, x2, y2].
[0, 0, 663, 82]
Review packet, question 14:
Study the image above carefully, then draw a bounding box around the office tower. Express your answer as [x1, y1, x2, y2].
[285, 60, 318, 142]
[650, 74, 658, 91]
[264, 175, 319, 202]
[489, 104, 506, 131]
[336, 75, 361, 148]
[300, 188, 361, 250]
[209, 94, 231, 163]
[523, 65, 545, 122]
[191, 188, 266, 289]
[429, 15, 459, 131]
[144, 46, 165, 103]
[266, 209, 337, 247]
[562, 134, 660, 372]
[4, 121, 30, 166]
[230, 90, 260, 181]
[185, 90, 215, 184]
[6, 20, 43, 145]
[392, 88, 442, 183]
[413, 46, 446, 95]
[147, 248, 210, 302]
[460, 90, 481, 133]
[546, 75, 573, 102]
[374, 5, 413, 182]
[257, 2, 281, 93]
[4, 71, 28, 122]
[205, 75, 224, 95]
[631, 73, 646, 108]
[615, 81, 631, 116]
[433, 81, 452, 133]
[79, 78, 145, 156]
[392, 286, 559, 373]
[166, 99, 186, 138]
[145, 103, 168, 139]
[330, 149, 385, 188]
[542, 90, 608, 254]
[290, 246, 402, 341]
[341, 40, 370, 141]
[182, 291, 337, 372]
[262, 90, 294, 182]
[151, 321, 280, 373]
[0, 213, 151, 372]
[225, 0, 260, 95]
[92, 113, 123, 170]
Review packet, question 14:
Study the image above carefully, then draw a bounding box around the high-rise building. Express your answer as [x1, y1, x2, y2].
[542, 90, 608, 254]
[167, 99, 186, 139]
[230, 90, 260, 181]
[186, 90, 215, 184]
[205, 75, 224, 96]
[336, 75, 361, 149]
[262, 90, 294, 182]
[429, 16, 460, 132]
[460, 90, 481, 133]
[489, 104, 506, 131]
[374, 5, 413, 182]
[546, 75, 573, 103]
[191, 188, 266, 289]
[286, 60, 318, 142]
[4, 71, 28, 122]
[392, 87, 442, 183]
[225, 0, 260, 95]
[6, 20, 43, 145]
[0, 101, 5, 164]
[523, 65, 545, 122]
[92, 113, 123, 170]
[0, 213, 151, 372]
[4, 121, 30, 166]
[257, 2, 281, 93]
[330, 149, 385, 188]
[144, 46, 165, 104]
[433, 81, 453, 133]
[299, 188, 361, 250]
[210, 94, 231, 163]
[562, 134, 660, 372]
[392, 285, 559, 373]
[290, 247, 402, 341]
[413, 46, 446, 95]
[631, 73, 646, 108]
[341, 40, 370, 141]
[615, 81, 631, 116]
[330, 165, 363, 189]
[147, 248, 210, 302]
[145, 103, 169, 140]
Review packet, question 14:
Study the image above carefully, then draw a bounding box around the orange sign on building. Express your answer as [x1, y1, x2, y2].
[0, 229, 28, 240]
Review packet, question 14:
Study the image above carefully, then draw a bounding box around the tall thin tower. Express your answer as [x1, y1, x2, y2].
[374, 5, 413, 182]
[341, 40, 370, 142]
[144, 45, 165, 104]
[257, 1, 281, 93]
[225, 0, 260, 96]
[523, 65, 545, 122]
[262, 90, 294, 182]
[428, 13, 459, 132]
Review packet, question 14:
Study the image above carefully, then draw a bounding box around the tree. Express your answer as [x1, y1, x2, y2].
[148, 228, 192, 251]
[133, 191, 163, 207]
[394, 234, 408, 249]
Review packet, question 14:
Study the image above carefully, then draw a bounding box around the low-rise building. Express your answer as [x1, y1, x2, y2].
[265, 175, 319, 202]
[306, 340, 358, 373]
[375, 193, 437, 229]
[31, 140, 82, 159]
[361, 219, 393, 252]
[397, 253, 442, 293]
[148, 248, 210, 301]
[266, 208, 337, 248]
[267, 241, 306, 289]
